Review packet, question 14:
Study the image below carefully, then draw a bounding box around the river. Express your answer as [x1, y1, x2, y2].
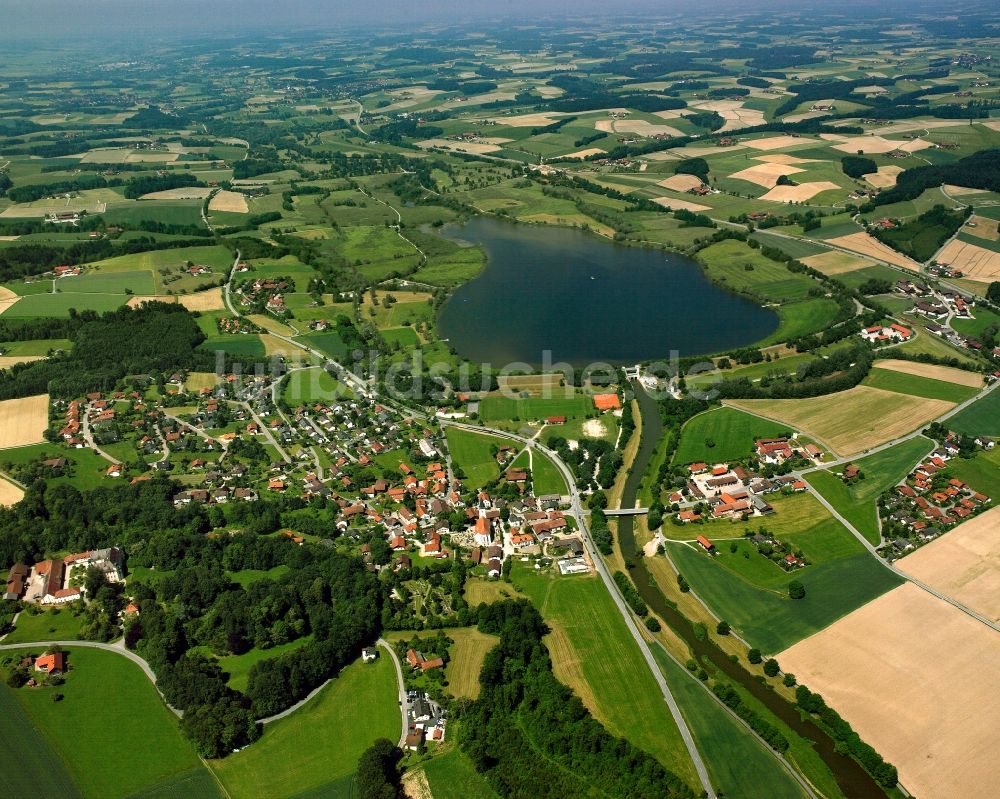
[616, 381, 888, 799]
[437, 217, 778, 367]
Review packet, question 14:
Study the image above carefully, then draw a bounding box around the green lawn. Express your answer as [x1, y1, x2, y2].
[58, 270, 154, 295]
[0, 338, 73, 355]
[198, 336, 266, 358]
[688, 353, 818, 389]
[381, 326, 420, 348]
[477, 395, 593, 422]
[947, 388, 1000, 437]
[650, 646, 810, 799]
[282, 368, 352, 405]
[513, 564, 699, 787]
[0, 444, 119, 492]
[673, 407, 792, 466]
[445, 427, 511, 487]
[1, 647, 217, 799]
[3, 607, 83, 643]
[227, 565, 291, 587]
[421, 741, 499, 799]
[668, 545, 902, 653]
[763, 298, 843, 346]
[295, 330, 350, 360]
[807, 436, 934, 544]
[862, 367, 980, 403]
[209, 657, 400, 799]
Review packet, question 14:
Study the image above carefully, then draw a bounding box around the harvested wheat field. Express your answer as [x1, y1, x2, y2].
[418, 138, 501, 155]
[832, 136, 931, 154]
[801, 250, 876, 275]
[728, 162, 804, 188]
[0, 286, 21, 316]
[489, 112, 560, 127]
[743, 135, 813, 151]
[261, 333, 304, 360]
[140, 187, 213, 201]
[726, 386, 952, 456]
[445, 628, 499, 699]
[0, 355, 45, 369]
[936, 239, 1000, 283]
[874, 359, 984, 388]
[897, 506, 1000, 621]
[657, 174, 704, 192]
[780, 583, 1000, 799]
[0, 394, 49, 448]
[178, 288, 225, 311]
[692, 100, 766, 132]
[562, 148, 605, 159]
[600, 119, 685, 138]
[863, 165, 904, 188]
[760, 181, 841, 202]
[965, 216, 999, 242]
[0, 476, 24, 507]
[754, 153, 820, 165]
[944, 184, 987, 197]
[826, 232, 921, 270]
[652, 197, 711, 213]
[209, 190, 249, 213]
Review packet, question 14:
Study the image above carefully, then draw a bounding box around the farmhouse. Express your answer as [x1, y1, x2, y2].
[860, 324, 911, 343]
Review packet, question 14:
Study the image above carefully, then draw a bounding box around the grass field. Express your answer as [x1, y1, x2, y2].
[726, 386, 952, 457]
[198, 336, 266, 358]
[0, 443, 118, 492]
[1, 647, 217, 799]
[210, 657, 399, 799]
[513, 563, 699, 786]
[3, 607, 83, 643]
[295, 330, 350, 360]
[862, 367, 980, 403]
[1, 292, 127, 318]
[477, 394, 593, 422]
[673, 407, 792, 465]
[218, 637, 313, 693]
[944, 447, 1000, 500]
[698, 239, 817, 302]
[765, 297, 842, 345]
[669, 543, 902, 653]
[947, 388, 1000, 437]
[529, 447, 569, 495]
[807, 436, 934, 545]
[444, 627, 498, 700]
[420, 742, 499, 799]
[445, 427, 512, 487]
[282, 367, 351, 405]
[650, 646, 810, 799]
[463, 577, 524, 606]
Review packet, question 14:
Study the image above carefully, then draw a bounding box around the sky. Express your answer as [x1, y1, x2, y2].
[0, 0, 743, 40]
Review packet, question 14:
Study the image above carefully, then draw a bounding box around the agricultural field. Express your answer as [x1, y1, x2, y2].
[0, 395, 49, 448]
[697, 239, 817, 302]
[673, 406, 792, 465]
[513, 563, 700, 786]
[444, 427, 511, 486]
[896, 505, 1000, 622]
[861, 365, 980, 403]
[527, 447, 569, 496]
[943, 388, 1000, 437]
[650, 646, 810, 799]
[668, 541, 901, 654]
[209, 657, 399, 799]
[726, 387, 952, 457]
[0, 648, 218, 799]
[419, 742, 499, 799]
[807, 436, 933, 545]
[779, 584, 1000, 799]
[443, 627, 498, 700]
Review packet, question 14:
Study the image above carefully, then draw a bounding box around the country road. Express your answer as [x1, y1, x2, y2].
[378, 637, 409, 747]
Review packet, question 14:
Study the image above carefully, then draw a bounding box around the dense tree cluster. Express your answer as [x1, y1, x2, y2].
[462, 600, 696, 799]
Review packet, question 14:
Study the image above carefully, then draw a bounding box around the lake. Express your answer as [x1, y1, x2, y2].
[436, 217, 778, 367]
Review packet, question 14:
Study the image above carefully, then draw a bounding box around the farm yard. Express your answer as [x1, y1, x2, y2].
[779, 584, 1000, 799]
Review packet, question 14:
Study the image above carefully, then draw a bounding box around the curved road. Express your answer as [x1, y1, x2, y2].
[378, 638, 409, 747]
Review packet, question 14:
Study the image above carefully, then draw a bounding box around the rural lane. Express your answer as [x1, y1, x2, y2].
[378, 637, 409, 748]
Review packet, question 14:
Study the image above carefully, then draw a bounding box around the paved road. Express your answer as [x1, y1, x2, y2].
[378, 637, 409, 747]
[442, 421, 717, 799]
[81, 402, 121, 465]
